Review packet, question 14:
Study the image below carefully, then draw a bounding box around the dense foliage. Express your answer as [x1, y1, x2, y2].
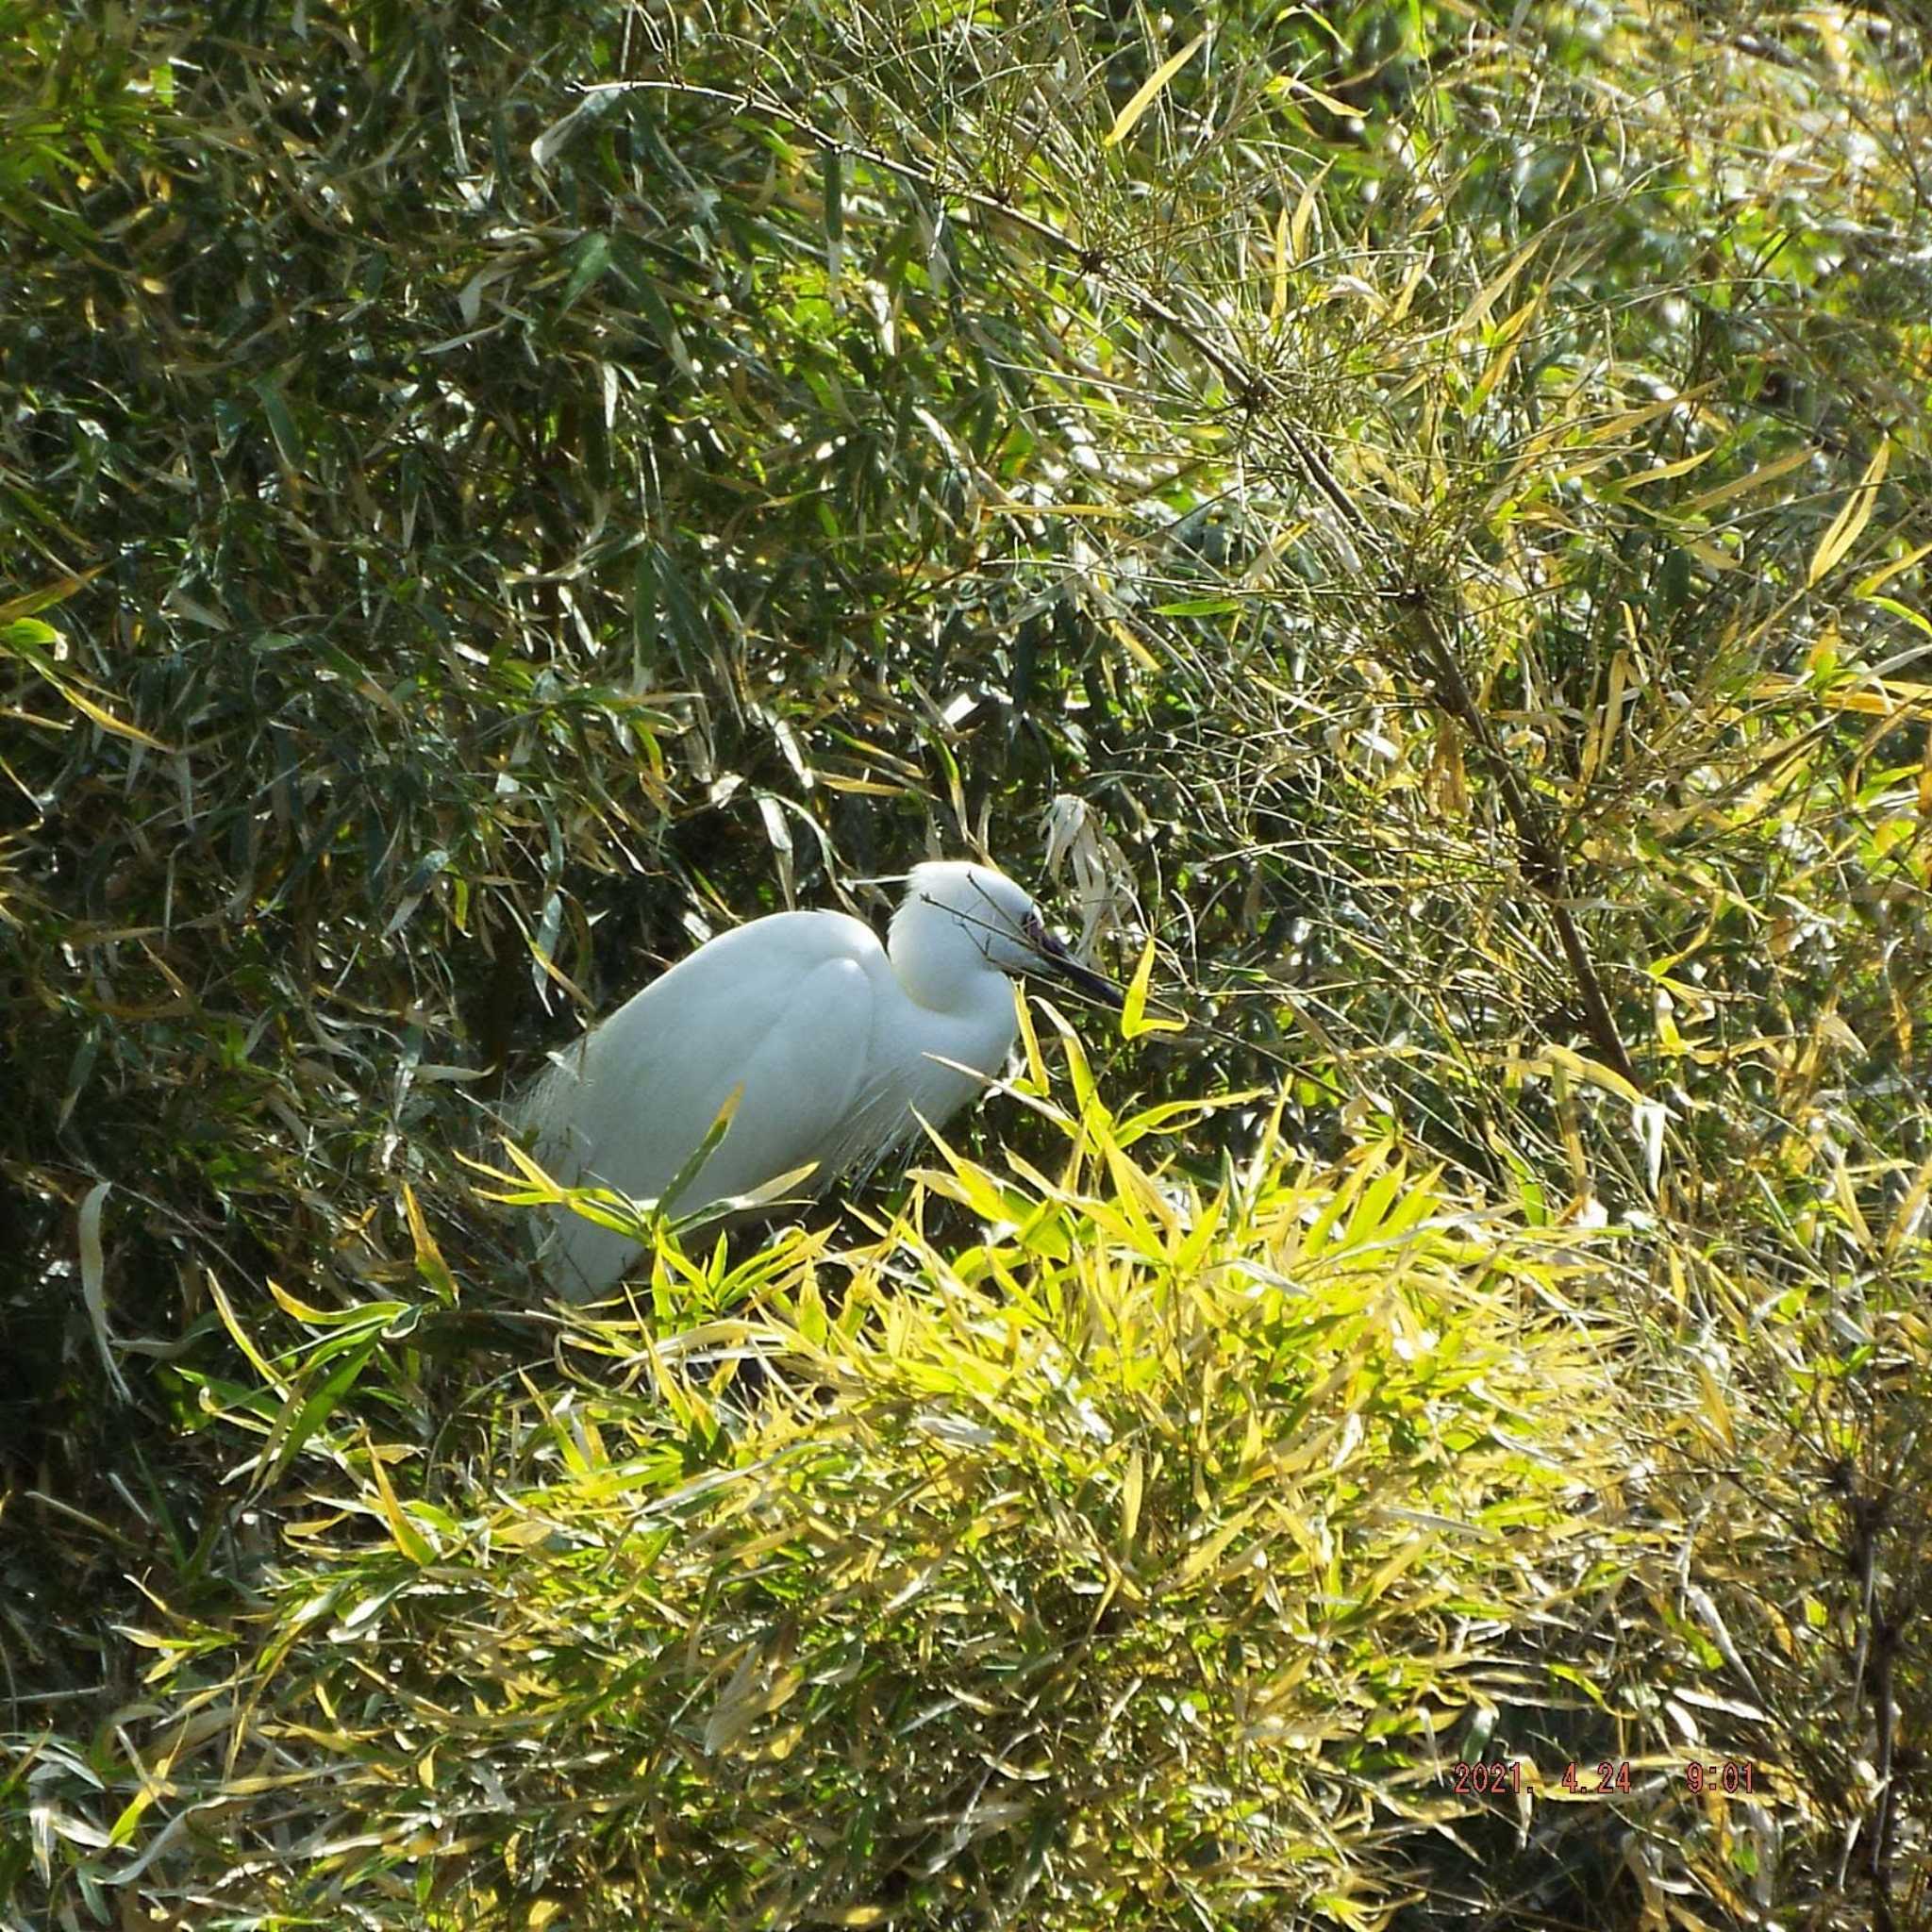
[5, 0, 1930, 1925]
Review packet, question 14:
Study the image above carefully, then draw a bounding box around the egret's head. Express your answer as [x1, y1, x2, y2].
[892, 861, 1122, 1008]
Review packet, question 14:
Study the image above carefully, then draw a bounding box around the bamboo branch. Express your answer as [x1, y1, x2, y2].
[1398, 588, 1643, 1092]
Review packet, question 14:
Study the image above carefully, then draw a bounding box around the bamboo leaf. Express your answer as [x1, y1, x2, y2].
[1103, 30, 1208, 148]
[1618, 446, 1718, 490]
[559, 232, 613, 312]
[1271, 200, 1291, 323]
[1468, 293, 1541, 415]
[823, 147, 843, 293]
[1676, 443, 1813, 514]
[1452, 236, 1540, 338]
[1809, 441, 1890, 585]
[0, 567, 106, 623]
[1121, 935, 1185, 1040]
[1269, 74, 1358, 118]
[1852, 536, 1932, 598]
[364, 1429, 437, 1565]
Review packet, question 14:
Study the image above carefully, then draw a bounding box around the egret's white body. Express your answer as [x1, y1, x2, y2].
[520, 861, 1117, 1299]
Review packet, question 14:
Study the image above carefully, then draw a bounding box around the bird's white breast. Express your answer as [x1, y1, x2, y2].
[520, 905, 1022, 1298]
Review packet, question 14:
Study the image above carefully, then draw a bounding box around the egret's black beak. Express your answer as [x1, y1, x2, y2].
[1033, 928, 1124, 1008]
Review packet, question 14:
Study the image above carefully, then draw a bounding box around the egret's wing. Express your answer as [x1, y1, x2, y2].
[524, 911, 883, 1297]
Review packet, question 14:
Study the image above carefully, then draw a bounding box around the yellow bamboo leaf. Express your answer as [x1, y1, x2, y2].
[1169, 1503, 1262, 1589]
[1452, 236, 1541, 338]
[1386, 254, 1429, 325]
[1885, 1153, 1932, 1264]
[403, 1180, 458, 1303]
[1106, 618, 1161, 671]
[1120, 1449, 1144, 1556]
[818, 774, 907, 796]
[1578, 648, 1632, 790]
[1540, 450, 1624, 487]
[705, 1638, 804, 1756]
[1358, 1534, 1432, 1606]
[1011, 979, 1049, 1094]
[1121, 935, 1184, 1040]
[1694, 1358, 1735, 1450]
[1271, 201, 1291, 323]
[1809, 441, 1890, 586]
[1883, 958, 1915, 1058]
[27, 666, 175, 750]
[364, 1429, 436, 1565]
[208, 1274, 283, 1390]
[1273, 74, 1359, 118]
[1862, 595, 1932, 638]
[1832, 1155, 1874, 1255]
[1287, 165, 1326, 272]
[1653, 988, 1684, 1056]
[1468, 293, 1541, 414]
[1619, 447, 1718, 489]
[1539, 1043, 1644, 1107]
[0, 567, 107, 623]
[1852, 536, 1932, 599]
[1676, 443, 1813, 514]
[1749, 673, 1932, 718]
[1567, 384, 1715, 451]
[1103, 30, 1208, 147]
[987, 498, 1133, 520]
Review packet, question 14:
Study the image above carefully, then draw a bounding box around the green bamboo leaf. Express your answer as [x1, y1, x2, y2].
[823, 147, 843, 294]
[559, 232, 613, 312]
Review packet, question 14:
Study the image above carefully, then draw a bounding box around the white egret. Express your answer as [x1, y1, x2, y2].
[519, 860, 1120, 1300]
